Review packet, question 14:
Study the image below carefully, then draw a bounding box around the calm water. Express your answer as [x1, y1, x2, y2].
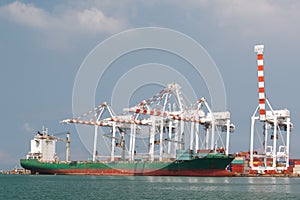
[1, 175, 300, 199]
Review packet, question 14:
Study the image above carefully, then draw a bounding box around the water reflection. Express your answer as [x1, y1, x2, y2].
[144, 176, 232, 184]
[113, 175, 300, 196]
[245, 177, 294, 194]
[134, 176, 300, 195]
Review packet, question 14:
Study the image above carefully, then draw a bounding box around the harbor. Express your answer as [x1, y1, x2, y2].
[19, 45, 299, 177]
[2, 1, 300, 200]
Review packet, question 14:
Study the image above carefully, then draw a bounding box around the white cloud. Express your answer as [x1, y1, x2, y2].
[0, 1, 128, 50]
[0, 1, 127, 34]
[0, 1, 49, 28]
[1, 0, 299, 49]
[76, 8, 125, 33]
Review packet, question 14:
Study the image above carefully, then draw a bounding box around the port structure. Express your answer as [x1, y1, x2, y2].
[250, 45, 292, 173]
[62, 83, 234, 162]
[53, 131, 71, 162]
[61, 102, 118, 162]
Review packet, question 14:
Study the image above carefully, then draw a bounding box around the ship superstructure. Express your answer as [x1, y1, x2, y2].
[26, 127, 70, 162]
[26, 127, 57, 161]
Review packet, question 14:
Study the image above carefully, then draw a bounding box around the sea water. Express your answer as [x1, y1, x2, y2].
[0, 175, 300, 199]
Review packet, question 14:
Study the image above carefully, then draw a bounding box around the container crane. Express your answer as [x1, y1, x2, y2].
[121, 83, 235, 159]
[250, 45, 292, 173]
[61, 83, 235, 164]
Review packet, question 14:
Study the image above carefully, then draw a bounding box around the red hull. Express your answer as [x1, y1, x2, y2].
[32, 168, 233, 177]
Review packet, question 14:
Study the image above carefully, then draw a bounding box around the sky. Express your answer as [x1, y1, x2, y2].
[1, 0, 300, 169]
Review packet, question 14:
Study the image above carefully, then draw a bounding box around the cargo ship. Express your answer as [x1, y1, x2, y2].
[20, 83, 236, 176]
[20, 158, 234, 176]
[21, 154, 233, 177]
[20, 130, 234, 176]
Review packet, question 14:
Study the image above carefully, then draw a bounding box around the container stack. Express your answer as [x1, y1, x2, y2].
[287, 159, 295, 173]
[293, 160, 300, 174]
[231, 157, 246, 174]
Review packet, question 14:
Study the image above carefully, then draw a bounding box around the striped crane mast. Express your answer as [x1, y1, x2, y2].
[250, 44, 293, 174]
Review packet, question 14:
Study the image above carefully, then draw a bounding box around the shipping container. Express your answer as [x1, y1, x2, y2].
[232, 160, 244, 164]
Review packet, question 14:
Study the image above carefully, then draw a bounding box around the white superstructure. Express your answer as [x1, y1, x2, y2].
[27, 128, 57, 162]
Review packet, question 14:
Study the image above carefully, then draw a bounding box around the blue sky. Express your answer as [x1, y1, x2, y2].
[1, 0, 300, 169]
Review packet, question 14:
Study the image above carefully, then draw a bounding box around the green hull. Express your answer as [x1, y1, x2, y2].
[20, 153, 234, 176]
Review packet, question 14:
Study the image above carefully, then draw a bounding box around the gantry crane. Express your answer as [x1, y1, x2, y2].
[61, 83, 235, 163]
[250, 45, 292, 173]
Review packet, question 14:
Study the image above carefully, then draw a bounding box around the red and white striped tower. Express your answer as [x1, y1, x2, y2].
[254, 45, 266, 121]
[250, 44, 292, 173]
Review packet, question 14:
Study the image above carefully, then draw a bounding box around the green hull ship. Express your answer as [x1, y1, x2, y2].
[20, 83, 235, 176]
[21, 153, 234, 176]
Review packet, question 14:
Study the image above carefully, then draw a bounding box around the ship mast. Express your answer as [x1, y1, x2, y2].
[53, 131, 71, 162]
